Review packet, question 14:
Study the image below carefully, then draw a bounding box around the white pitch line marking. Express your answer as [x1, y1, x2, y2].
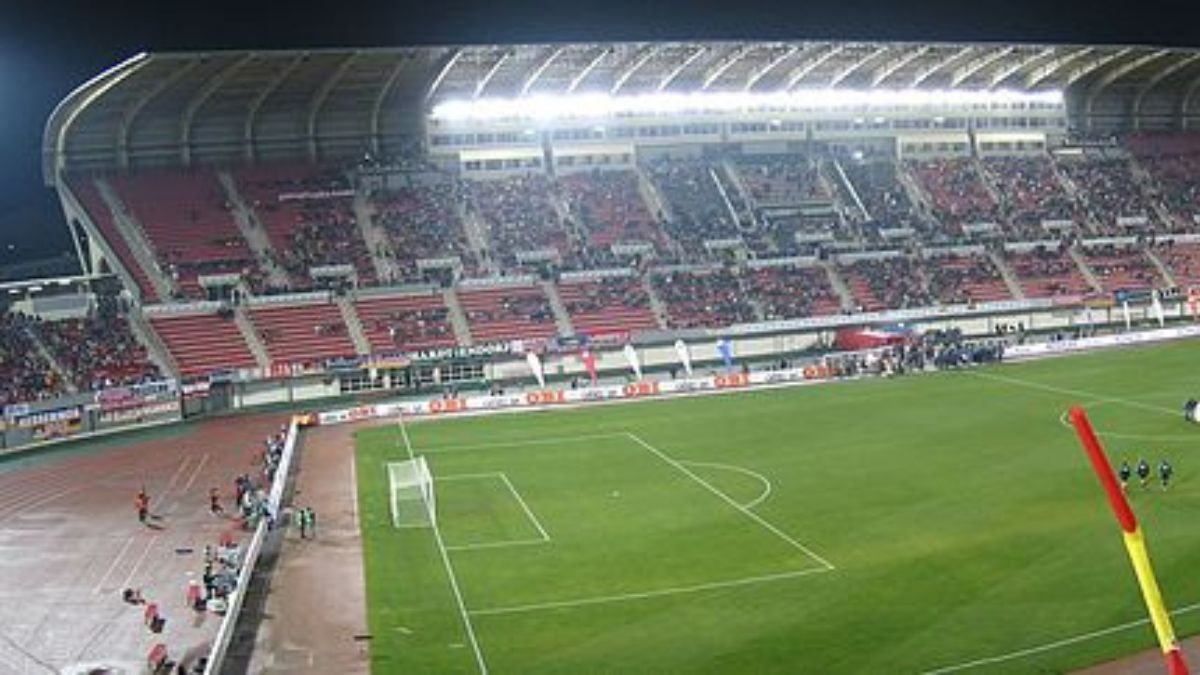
[625, 433, 835, 571]
[446, 538, 550, 552]
[920, 599, 1200, 674]
[349, 451, 360, 529]
[680, 460, 773, 510]
[498, 473, 550, 542]
[397, 413, 489, 675]
[966, 371, 1177, 416]
[470, 566, 832, 617]
[417, 432, 628, 455]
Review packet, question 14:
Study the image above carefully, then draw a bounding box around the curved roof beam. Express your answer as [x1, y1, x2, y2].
[425, 48, 462, 103]
[307, 52, 359, 160]
[1064, 47, 1135, 87]
[950, 46, 1013, 87]
[119, 59, 199, 168]
[1084, 49, 1170, 117]
[244, 54, 304, 162]
[988, 47, 1055, 88]
[910, 45, 974, 87]
[784, 44, 845, 91]
[743, 44, 800, 92]
[610, 45, 660, 95]
[566, 46, 611, 94]
[1025, 46, 1093, 88]
[181, 53, 254, 165]
[1177, 70, 1200, 126]
[520, 46, 565, 96]
[828, 45, 888, 87]
[371, 56, 409, 153]
[658, 45, 709, 91]
[1134, 52, 1200, 118]
[47, 52, 149, 183]
[870, 45, 928, 87]
[474, 49, 512, 99]
[700, 44, 752, 91]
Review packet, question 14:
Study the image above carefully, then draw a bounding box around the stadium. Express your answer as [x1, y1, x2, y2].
[1, 37, 1199, 672]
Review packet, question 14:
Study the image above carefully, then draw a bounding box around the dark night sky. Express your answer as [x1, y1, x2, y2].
[0, 0, 1196, 268]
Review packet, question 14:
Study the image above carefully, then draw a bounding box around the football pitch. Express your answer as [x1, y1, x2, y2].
[353, 340, 1200, 673]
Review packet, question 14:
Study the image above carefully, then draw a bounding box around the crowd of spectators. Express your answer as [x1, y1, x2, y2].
[32, 293, 160, 391]
[1057, 155, 1154, 235]
[909, 159, 1000, 236]
[560, 277, 652, 315]
[465, 174, 572, 267]
[1153, 240, 1200, 288]
[1129, 136, 1200, 233]
[1005, 244, 1093, 298]
[373, 179, 478, 282]
[0, 311, 67, 406]
[560, 170, 668, 252]
[376, 306, 454, 347]
[984, 157, 1081, 237]
[1081, 245, 1162, 292]
[743, 266, 842, 320]
[735, 155, 830, 206]
[648, 160, 741, 257]
[653, 268, 758, 329]
[841, 161, 928, 239]
[841, 257, 932, 311]
[922, 252, 1012, 305]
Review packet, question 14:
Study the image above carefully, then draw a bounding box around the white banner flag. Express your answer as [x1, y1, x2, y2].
[525, 352, 546, 388]
[1152, 291, 1166, 327]
[1122, 301, 1132, 331]
[673, 339, 693, 376]
[623, 343, 643, 380]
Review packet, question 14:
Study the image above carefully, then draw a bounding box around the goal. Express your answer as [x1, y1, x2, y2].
[387, 457, 436, 528]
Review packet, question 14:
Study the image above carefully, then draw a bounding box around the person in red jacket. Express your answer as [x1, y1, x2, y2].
[135, 489, 150, 524]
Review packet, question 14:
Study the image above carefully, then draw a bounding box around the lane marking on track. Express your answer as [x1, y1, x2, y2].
[91, 535, 137, 594]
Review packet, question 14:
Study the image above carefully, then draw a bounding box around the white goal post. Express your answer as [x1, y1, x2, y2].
[387, 457, 436, 528]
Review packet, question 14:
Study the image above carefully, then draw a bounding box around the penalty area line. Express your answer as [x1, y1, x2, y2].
[965, 371, 1177, 416]
[469, 566, 832, 617]
[920, 599, 1200, 674]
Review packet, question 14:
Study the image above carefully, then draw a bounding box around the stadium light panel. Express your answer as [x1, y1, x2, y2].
[431, 88, 1064, 122]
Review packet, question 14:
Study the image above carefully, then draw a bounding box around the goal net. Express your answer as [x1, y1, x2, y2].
[387, 457, 436, 528]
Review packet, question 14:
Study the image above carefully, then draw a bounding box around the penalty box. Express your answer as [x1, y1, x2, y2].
[417, 432, 831, 614]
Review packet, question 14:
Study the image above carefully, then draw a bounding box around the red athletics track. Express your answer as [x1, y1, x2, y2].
[0, 412, 287, 674]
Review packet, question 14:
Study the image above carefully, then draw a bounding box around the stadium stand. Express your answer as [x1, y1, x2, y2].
[353, 292, 457, 352]
[68, 177, 160, 301]
[107, 170, 256, 299]
[983, 157, 1081, 237]
[371, 179, 478, 282]
[1079, 244, 1162, 292]
[909, 159, 999, 236]
[841, 161, 926, 239]
[0, 312, 68, 405]
[248, 302, 357, 367]
[734, 155, 831, 205]
[922, 252, 1014, 305]
[1128, 134, 1200, 232]
[146, 311, 258, 378]
[1004, 245, 1094, 299]
[742, 265, 843, 319]
[559, 170, 668, 254]
[648, 160, 741, 257]
[653, 269, 758, 329]
[556, 277, 660, 336]
[32, 295, 159, 390]
[1153, 240, 1200, 288]
[235, 164, 375, 288]
[456, 286, 559, 343]
[1057, 154, 1155, 235]
[465, 175, 572, 267]
[839, 257, 932, 311]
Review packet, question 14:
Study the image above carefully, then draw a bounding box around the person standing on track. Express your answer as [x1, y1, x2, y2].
[135, 489, 150, 525]
[209, 487, 224, 516]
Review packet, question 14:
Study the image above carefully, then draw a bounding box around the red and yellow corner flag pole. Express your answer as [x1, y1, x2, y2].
[1069, 406, 1190, 675]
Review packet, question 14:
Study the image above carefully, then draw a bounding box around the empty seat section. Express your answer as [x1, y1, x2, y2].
[354, 294, 457, 352]
[457, 287, 558, 343]
[248, 303, 356, 367]
[149, 313, 257, 378]
[69, 177, 158, 301]
[557, 278, 659, 336]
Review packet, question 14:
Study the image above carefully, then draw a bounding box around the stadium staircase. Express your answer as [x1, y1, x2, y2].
[460, 207, 498, 276]
[94, 178, 177, 301]
[1067, 247, 1106, 294]
[642, 276, 671, 329]
[896, 163, 938, 227]
[233, 306, 272, 371]
[24, 326, 78, 394]
[831, 158, 869, 221]
[719, 160, 759, 227]
[635, 165, 673, 222]
[126, 309, 177, 378]
[336, 295, 372, 355]
[540, 280, 574, 337]
[442, 288, 473, 346]
[987, 249, 1028, 300]
[1144, 247, 1179, 288]
[216, 171, 290, 289]
[819, 260, 857, 312]
[353, 188, 402, 284]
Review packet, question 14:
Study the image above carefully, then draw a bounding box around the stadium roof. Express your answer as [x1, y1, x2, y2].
[43, 40, 1200, 181]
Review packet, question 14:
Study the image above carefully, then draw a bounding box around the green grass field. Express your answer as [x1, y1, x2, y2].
[354, 340, 1200, 674]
